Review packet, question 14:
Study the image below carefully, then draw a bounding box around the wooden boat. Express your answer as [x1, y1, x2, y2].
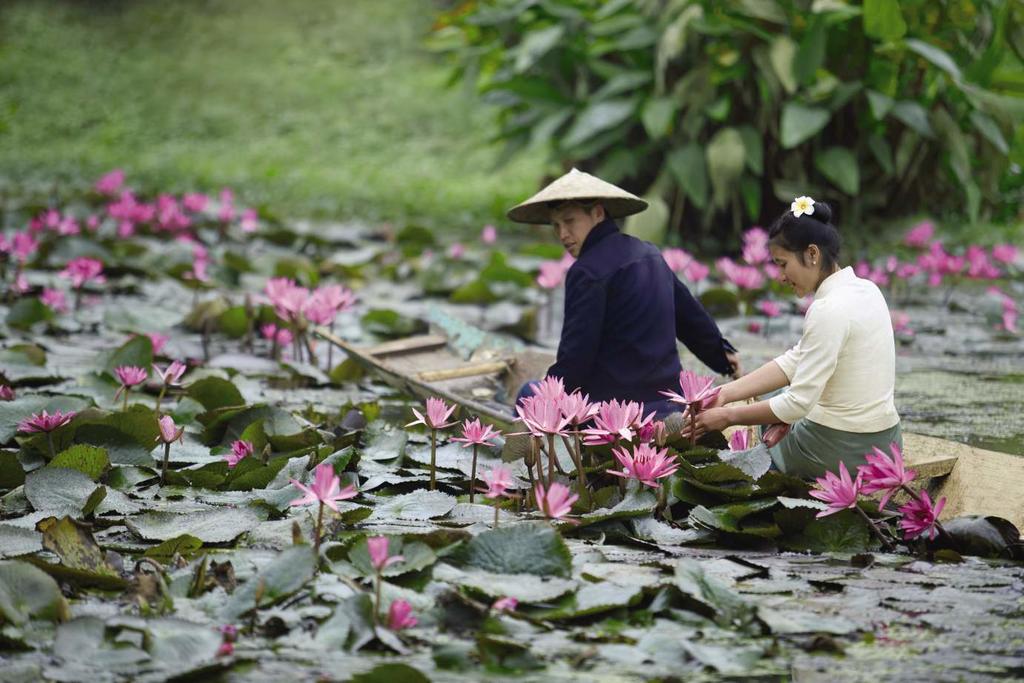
[315, 327, 1024, 530]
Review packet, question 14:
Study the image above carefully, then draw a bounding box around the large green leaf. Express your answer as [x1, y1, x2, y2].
[48, 445, 109, 481]
[6, 298, 53, 331]
[815, 146, 860, 194]
[970, 111, 1009, 154]
[706, 127, 746, 208]
[674, 559, 758, 630]
[641, 96, 677, 138]
[863, 0, 906, 41]
[541, 581, 643, 620]
[769, 36, 798, 94]
[101, 335, 153, 376]
[866, 89, 894, 120]
[24, 467, 106, 517]
[562, 98, 636, 149]
[781, 508, 875, 552]
[780, 103, 830, 148]
[368, 490, 457, 521]
[667, 144, 709, 209]
[186, 376, 245, 412]
[454, 522, 572, 577]
[905, 38, 961, 80]
[0, 523, 42, 559]
[891, 101, 934, 137]
[221, 545, 317, 620]
[795, 16, 827, 85]
[514, 25, 564, 73]
[126, 506, 267, 543]
[433, 563, 577, 603]
[0, 560, 70, 625]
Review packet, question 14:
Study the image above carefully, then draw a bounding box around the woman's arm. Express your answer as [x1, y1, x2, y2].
[716, 360, 790, 405]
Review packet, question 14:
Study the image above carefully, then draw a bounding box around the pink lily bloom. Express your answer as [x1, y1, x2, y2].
[153, 360, 187, 386]
[239, 208, 259, 233]
[0, 386, 14, 401]
[637, 419, 667, 446]
[113, 365, 148, 401]
[515, 395, 571, 437]
[716, 257, 765, 290]
[226, 440, 254, 468]
[808, 461, 862, 518]
[218, 188, 235, 222]
[388, 599, 417, 630]
[559, 391, 598, 426]
[903, 220, 934, 248]
[857, 442, 916, 510]
[260, 323, 279, 341]
[145, 333, 169, 356]
[447, 242, 465, 259]
[492, 596, 518, 612]
[891, 312, 912, 335]
[728, 430, 750, 451]
[276, 328, 293, 347]
[536, 260, 567, 289]
[302, 299, 337, 326]
[898, 490, 946, 541]
[95, 169, 125, 195]
[747, 321, 763, 334]
[406, 396, 457, 430]
[661, 369, 720, 411]
[367, 536, 404, 571]
[288, 462, 357, 512]
[757, 300, 782, 317]
[312, 283, 356, 315]
[741, 227, 770, 265]
[40, 288, 69, 313]
[992, 244, 1019, 265]
[481, 224, 498, 244]
[12, 232, 39, 263]
[684, 259, 710, 282]
[480, 465, 514, 498]
[452, 418, 502, 447]
[532, 375, 567, 404]
[60, 257, 106, 289]
[182, 193, 209, 213]
[608, 443, 679, 488]
[535, 481, 578, 520]
[582, 399, 653, 445]
[156, 415, 184, 444]
[662, 247, 694, 273]
[18, 410, 76, 433]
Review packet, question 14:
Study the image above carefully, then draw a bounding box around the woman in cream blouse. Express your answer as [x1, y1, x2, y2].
[687, 197, 901, 478]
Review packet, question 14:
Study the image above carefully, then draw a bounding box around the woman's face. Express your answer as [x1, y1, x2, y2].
[550, 203, 604, 258]
[770, 244, 822, 297]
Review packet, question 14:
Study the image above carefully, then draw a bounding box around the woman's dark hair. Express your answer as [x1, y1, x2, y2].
[768, 201, 841, 271]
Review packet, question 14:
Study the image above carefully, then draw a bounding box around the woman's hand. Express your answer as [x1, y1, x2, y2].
[680, 406, 734, 441]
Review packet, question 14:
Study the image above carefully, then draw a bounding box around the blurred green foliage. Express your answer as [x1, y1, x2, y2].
[434, 0, 1024, 245]
[0, 0, 541, 228]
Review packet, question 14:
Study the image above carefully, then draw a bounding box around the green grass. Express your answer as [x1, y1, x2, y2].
[0, 0, 544, 227]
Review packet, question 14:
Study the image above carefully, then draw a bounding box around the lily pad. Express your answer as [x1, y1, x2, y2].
[368, 490, 457, 521]
[454, 522, 572, 577]
[37, 516, 120, 579]
[126, 506, 268, 543]
[48, 445, 110, 480]
[348, 537, 438, 577]
[674, 559, 759, 631]
[0, 560, 70, 625]
[433, 563, 577, 603]
[579, 486, 658, 526]
[542, 581, 643, 620]
[0, 524, 42, 559]
[221, 545, 318, 620]
[24, 467, 106, 517]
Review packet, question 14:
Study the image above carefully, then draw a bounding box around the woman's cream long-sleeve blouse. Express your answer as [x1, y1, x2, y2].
[768, 267, 900, 432]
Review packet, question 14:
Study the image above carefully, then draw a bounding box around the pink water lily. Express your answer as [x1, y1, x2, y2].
[12, 232, 38, 263]
[992, 244, 1019, 265]
[757, 300, 782, 317]
[40, 288, 69, 313]
[0, 386, 14, 401]
[226, 440, 254, 468]
[113, 365, 148, 406]
[452, 418, 501, 447]
[661, 369, 720, 410]
[534, 481, 578, 521]
[582, 399, 652, 445]
[716, 257, 765, 290]
[515, 395, 571, 438]
[532, 375, 567, 404]
[728, 430, 751, 451]
[559, 391, 598, 426]
[857, 442, 916, 510]
[18, 410, 76, 434]
[898, 490, 946, 541]
[156, 415, 184, 444]
[480, 465, 514, 499]
[662, 247, 694, 273]
[481, 224, 497, 244]
[182, 193, 209, 213]
[492, 596, 518, 612]
[388, 599, 417, 630]
[290, 462, 357, 511]
[608, 443, 679, 489]
[153, 360, 187, 386]
[809, 461, 862, 518]
[367, 536, 404, 571]
[61, 257, 106, 290]
[406, 397, 457, 430]
[95, 169, 125, 195]
[903, 220, 935, 248]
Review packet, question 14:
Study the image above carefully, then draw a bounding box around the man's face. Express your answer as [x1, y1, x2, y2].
[550, 203, 604, 258]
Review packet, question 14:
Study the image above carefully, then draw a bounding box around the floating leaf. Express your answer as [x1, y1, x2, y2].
[221, 545, 317, 620]
[0, 524, 42, 559]
[187, 376, 245, 412]
[127, 506, 267, 543]
[37, 516, 118, 577]
[24, 467, 106, 517]
[579, 487, 657, 526]
[0, 560, 70, 625]
[781, 508, 874, 553]
[350, 663, 432, 683]
[433, 563, 577, 603]
[143, 534, 204, 561]
[368, 490, 457, 522]
[349, 537, 438, 577]
[454, 522, 572, 577]
[674, 559, 758, 630]
[48, 445, 110, 481]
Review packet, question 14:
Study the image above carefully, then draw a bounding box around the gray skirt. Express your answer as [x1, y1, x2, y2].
[767, 418, 903, 479]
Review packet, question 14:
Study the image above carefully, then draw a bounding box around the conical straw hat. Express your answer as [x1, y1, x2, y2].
[506, 168, 648, 224]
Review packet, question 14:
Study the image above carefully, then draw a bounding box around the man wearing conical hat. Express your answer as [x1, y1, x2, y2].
[508, 168, 739, 414]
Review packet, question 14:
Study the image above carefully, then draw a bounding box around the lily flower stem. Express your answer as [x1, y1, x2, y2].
[429, 428, 437, 491]
[314, 501, 324, 556]
[46, 432, 55, 460]
[561, 434, 588, 505]
[161, 442, 171, 483]
[530, 437, 544, 490]
[546, 434, 557, 486]
[689, 403, 697, 448]
[327, 322, 334, 371]
[657, 484, 667, 516]
[469, 444, 478, 504]
[123, 389, 130, 413]
[494, 502, 499, 528]
[303, 334, 316, 367]
[155, 386, 167, 415]
[854, 504, 894, 550]
[525, 457, 537, 509]
[74, 286, 83, 311]
[373, 571, 382, 626]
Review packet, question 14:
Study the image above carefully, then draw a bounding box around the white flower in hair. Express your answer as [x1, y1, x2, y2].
[791, 196, 815, 218]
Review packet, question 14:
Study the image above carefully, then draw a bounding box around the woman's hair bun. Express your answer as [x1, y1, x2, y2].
[809, 201, 833, 226]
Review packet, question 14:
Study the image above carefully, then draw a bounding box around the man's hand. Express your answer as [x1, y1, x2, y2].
[725, 351, 743, 378]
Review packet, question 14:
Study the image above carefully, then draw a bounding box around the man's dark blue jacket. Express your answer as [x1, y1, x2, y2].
[546, 218, 735, 403]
